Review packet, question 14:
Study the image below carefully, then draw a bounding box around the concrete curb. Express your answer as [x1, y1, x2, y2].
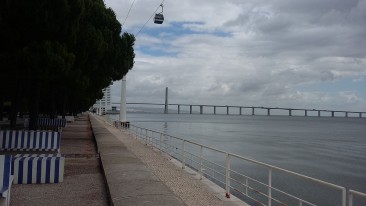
[89, 115, 186, 206]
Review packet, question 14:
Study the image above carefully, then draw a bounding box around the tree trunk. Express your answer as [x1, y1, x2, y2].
[29, 81, 41, 130]
[10, 81, 21, 128]
[50, 93, 56, 119]
[62, 94, 68, 119]
[0, 98, 3, 121]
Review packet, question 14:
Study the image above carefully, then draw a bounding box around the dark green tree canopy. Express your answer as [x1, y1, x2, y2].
[0, 0, 135, 128]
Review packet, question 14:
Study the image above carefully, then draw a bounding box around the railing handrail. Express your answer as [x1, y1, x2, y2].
[129, 124, 345, 190]
[349, 190, 366, 197]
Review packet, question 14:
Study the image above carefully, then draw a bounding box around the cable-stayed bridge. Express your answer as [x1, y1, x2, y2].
[111, 102, 365, 118]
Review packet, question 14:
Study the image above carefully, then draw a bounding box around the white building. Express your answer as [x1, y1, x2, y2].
[93, 85, 112, 115]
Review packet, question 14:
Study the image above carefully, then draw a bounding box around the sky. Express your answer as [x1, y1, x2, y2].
[105, 0, 366, 112]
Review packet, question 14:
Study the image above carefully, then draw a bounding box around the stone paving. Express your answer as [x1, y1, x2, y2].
[8, 114, 248, 206]
[92, 115, 247, 206]
[10, 115, 109, 206]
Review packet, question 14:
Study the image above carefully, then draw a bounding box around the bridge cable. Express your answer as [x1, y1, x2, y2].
[135, 0, 165, 37]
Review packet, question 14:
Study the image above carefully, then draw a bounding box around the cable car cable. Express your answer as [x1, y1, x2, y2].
[135, 0, 165, 37]
[122, 0, 137, 28]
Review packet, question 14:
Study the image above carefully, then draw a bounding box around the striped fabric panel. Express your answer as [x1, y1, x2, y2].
[15, 154, 63, 158]
[0, 131, 4, 150]
[0, 155, 12, 196]
[38, 118, 66, 128]
[0, 130, 61, 151]
[4, 131, 12, 150]
[12, 155, 64, 184]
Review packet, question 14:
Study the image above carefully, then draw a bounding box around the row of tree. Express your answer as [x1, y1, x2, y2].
[0, 0, 135, 129]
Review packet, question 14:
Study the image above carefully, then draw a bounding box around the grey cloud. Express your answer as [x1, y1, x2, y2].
[104, 0, 366, 111]
[271, 0, 360, 15]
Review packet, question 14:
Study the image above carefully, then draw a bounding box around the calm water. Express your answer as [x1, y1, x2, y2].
[110, 112, 366, 205]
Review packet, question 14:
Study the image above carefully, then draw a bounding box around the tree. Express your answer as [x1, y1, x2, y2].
[0, 0, 135, 129]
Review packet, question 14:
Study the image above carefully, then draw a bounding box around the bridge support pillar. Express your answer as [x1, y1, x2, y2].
[178, 105, 180, 114]
[227, 106, 229, 115]
[239, 107, 242, 115]
[345, 112, 348, 118]
[305, 110, 308, 117]
[190, 105, 192, 114]
[200, 106, 203, 114]
[252, 107, 255, 115]
[267, 108, 270, 116]
[318, 110, 321, 117]
[359, 113, 362, 118]
[331, 111, 335, 117]
[214, 106, 216, 115]
[289, 109, 292, 116]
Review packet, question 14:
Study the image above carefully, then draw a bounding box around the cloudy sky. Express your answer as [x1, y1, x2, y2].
[105, 0, 366, 112]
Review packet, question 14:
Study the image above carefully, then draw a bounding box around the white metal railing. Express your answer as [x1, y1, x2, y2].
[100, 115, 366, 206]
[348, 190, 366, 206]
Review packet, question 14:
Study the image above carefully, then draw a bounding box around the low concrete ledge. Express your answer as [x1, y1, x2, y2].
[89, 115, 186, 206]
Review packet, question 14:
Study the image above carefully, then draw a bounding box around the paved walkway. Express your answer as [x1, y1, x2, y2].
[91, 115, 247, 206]
[8, 114, 248, 206]
[10, 114, 109, 206]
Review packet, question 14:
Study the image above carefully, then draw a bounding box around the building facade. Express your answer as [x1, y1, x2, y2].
[93, 85, 112, 115]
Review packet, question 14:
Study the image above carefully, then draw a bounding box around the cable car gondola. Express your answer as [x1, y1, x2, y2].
[154, 4, 164, 24]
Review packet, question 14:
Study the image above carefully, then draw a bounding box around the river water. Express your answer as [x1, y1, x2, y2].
[109, 112, 366, 206]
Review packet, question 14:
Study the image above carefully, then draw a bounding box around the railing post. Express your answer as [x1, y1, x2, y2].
[160, 133, 162, 151]
[268, 168, 272, 206]
[170, 136, 173, 156]
[182, 141, 185, 169]
[200, 146, 203, 180]
[225, 153, 231, 198]
[145, 129, 148, 144]
[342, 188, 346, 206]
[348, 191, 353, 206]
[150, 132, 153, 146]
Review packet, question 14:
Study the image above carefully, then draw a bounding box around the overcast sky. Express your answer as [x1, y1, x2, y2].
[105, 0, 366, 112]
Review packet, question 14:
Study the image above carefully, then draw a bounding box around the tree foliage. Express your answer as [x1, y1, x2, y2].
[0, 0, 135, 128]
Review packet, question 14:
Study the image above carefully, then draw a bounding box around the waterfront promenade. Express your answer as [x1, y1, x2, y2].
[10, 114, 109, 206]
[8, 113, 247, 206]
